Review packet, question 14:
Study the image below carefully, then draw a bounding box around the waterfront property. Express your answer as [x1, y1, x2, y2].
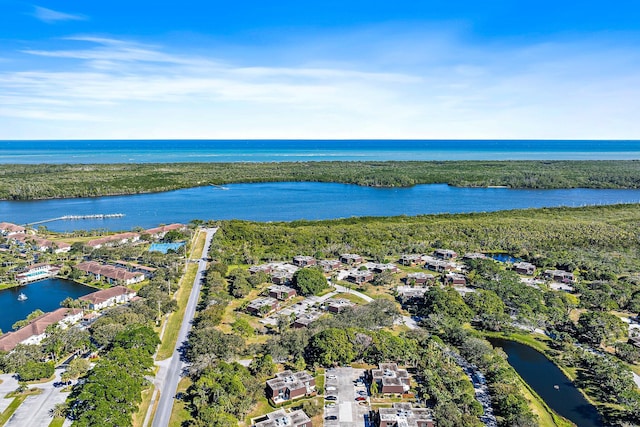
[0, 307, 83, 352]
[8, 234, 71, 253]
[253, 409, 312, 427]
[370, 363, 411, 394]
[87, 232, 140, 249]
[144, 223, 186, 239]
[374, 403, 434, 427]
[266, 370, 316, 404]
[79, 286, 137, 310]
[74, 261, 145, 286]
[114, 260, 157, 279]
[0, 222, 26, 236]
[16, 263, 60, 284]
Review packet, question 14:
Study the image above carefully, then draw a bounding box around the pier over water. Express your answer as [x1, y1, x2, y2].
[24, 213, 125, 226]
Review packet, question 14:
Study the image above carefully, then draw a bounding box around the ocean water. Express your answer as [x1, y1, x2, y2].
[0, 140, 639, 163]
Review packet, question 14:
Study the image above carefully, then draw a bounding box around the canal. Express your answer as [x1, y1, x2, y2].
[489, 337, 602, 427]
[1, 278, 95, 333]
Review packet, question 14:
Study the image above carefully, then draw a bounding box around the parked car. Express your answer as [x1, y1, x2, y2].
[325, 416, 338, 421]
[355, 396, 367, 401]
[325, 395, 338, 401]
[325, 403, 336, 408]
[327, 374, 337, 379]
[326, 386, 337, 391]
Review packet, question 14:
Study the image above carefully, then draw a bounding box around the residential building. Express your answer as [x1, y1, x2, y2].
[247, 297, 279, 316]
[114, 261, 157, 279]
[433, 249, 457, 260]
[375, 403, 434, 427]
[403, 272, 434, 285]
[253, 409, 312, 427]
[346, 270, 374, 284]
[15, 263, 60, 284]
[271, 271, 294, 285]
[365, 262, 399, 273]
[371, 363, 411, 394]
[0, 308, 83, 352]
[396, 286, 430, 304]
[268, 285, 297, 301]
[144, 223, 186, 239]
[266, 370, 316, 403]
[423, 256, 454, 273]
[544, 269, 575, 284]
[339, 253, 364, 265]
[292, 256, 316, 267]
[445, 272, 467, 286]
[514, 262, 536, 275]
[326, 298, 355, 313]
[86, 232, 140, 249]
[75, 261, 145, 286]
[398, 254, 424, 266]
[79, 286, 137, 310]
[318, 259, 341, 272]
[8, 234, 71, 253]
[0, 222, 25, 236]
[293, 311, 322, 328]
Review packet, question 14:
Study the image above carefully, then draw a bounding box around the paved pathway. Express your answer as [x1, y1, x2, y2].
[150, 227, 217, 427]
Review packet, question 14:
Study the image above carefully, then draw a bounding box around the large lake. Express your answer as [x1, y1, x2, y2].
[1, 278, 95, 333]
[1, 182, 640, 232]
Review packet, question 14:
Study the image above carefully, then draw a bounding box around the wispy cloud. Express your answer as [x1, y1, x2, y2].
[32, 6, 86, 24]
[1, 32, 640, 139]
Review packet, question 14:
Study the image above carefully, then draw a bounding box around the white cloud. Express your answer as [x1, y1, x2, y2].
[1, 32, 640, 139]
[32, 6, 86, 24]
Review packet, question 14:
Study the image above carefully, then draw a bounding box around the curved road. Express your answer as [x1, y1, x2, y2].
[151, 227, 217, 427]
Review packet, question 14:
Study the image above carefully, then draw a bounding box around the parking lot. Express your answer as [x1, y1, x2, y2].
[324, 367, 371, 427]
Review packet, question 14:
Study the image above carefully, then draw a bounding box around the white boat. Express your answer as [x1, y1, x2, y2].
[17, 293, 27, 301]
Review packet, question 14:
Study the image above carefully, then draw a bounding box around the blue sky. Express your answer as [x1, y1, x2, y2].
[1, 0, 639, 139]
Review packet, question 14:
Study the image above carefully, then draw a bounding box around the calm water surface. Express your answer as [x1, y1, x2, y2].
[1, 183, 639, 232]
[1, 140, 639, 163]
[489, 337, 602, 427]
[1, 278, 95, 332]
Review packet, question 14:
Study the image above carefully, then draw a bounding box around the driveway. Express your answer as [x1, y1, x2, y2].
[0, 374, 19, 413]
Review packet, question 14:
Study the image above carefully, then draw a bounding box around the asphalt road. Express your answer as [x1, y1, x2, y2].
[151, 227, 217, 427]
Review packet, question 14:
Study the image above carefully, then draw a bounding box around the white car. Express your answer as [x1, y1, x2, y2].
[326, 386, 337, 391]
[327, 375, 337, 379]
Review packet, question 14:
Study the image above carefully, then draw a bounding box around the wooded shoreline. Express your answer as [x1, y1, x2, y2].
[2, 160, 640, 200]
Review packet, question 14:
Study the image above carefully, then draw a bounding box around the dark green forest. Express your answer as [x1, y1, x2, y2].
[210, 204, 640, 277]
[2, 160, 640, 199]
